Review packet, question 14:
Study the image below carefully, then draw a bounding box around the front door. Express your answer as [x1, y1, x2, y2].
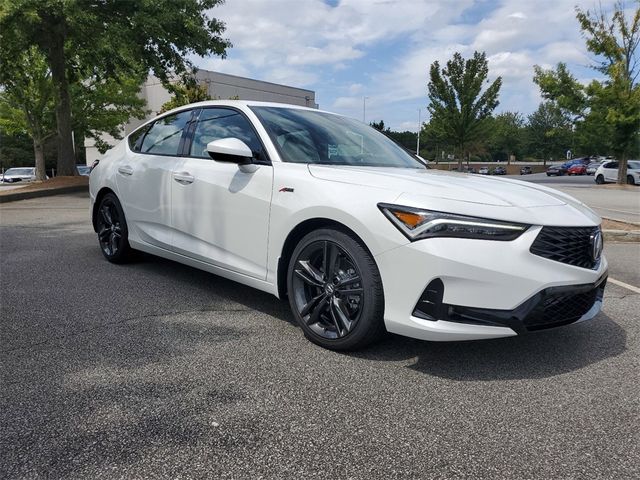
[171, 108, 273, 279]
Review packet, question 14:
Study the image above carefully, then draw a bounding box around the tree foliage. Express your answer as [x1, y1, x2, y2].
[427, 51, 502, 168]
[160, 74, 212, 114]
[0, 0, 231, 175]
[487, 112, 524, 162]
[0, 47, 56, 180]
[535, 2, 640, 183]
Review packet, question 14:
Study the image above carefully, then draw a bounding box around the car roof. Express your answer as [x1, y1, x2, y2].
[163, 99, 328, 116]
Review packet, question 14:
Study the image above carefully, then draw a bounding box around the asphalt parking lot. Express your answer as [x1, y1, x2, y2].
[1, 193, 639, 479]
[513, 172, 640, 223]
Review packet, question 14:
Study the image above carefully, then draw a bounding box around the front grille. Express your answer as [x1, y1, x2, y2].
[530, 226, 600, 269]
[522, 285, 602, 331]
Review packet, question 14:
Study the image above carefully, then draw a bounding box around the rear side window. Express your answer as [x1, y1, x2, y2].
[128, 125, 150, 152]
[141, 110, 193, 156]
[606, 161, 619, 169]
[189, 108, 265, 160]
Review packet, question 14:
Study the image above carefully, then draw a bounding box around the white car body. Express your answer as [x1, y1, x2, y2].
[595, 160, 640, 185]
[90, 100, 607, 344]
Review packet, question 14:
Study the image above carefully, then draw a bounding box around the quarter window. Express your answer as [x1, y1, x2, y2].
[140, 110, 193, 156]
[190, 108, 264, 160]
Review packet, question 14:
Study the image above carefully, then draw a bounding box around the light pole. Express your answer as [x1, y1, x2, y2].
[362, 96, 369, 123]
[416, 108, 421, 155]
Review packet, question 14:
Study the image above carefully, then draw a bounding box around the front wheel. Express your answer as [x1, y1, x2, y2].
[627, 175, 636, 185]
[595, 174, 605, 185]
[95, 193, 132, 263]
[287, 228, 385, 350]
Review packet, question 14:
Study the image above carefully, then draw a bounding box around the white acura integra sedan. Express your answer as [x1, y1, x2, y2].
[89, 101, 607, 350]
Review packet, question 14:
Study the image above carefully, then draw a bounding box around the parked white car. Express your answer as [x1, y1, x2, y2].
[1, 167, 37, 183]
[90, 101, 607, 350]
[595, 160, 640, 185]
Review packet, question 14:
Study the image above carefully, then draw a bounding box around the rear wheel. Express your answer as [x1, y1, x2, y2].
[287, 228, 385, 350]
[627, 175, 636, 185]
[595, 174, 605, 185]
[95, 193, 132, 263]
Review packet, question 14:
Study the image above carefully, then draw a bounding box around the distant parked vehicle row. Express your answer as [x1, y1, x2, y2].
[595, 160, 639, 185]
[546, 157, 591, 176]
[1, 167, 37, 183]
[567, 164, 587, 175]
[586, 161, 605, 175]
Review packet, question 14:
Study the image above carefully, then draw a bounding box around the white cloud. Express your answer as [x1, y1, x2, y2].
[196, 0, 622, 128]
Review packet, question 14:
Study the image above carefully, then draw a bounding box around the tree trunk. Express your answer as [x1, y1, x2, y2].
[33, 139, 47, 181]
[48, 36, 76, 176]
[617, 157, 628, 185]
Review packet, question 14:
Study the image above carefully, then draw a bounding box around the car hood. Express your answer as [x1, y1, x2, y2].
[308, 165, 568, 207]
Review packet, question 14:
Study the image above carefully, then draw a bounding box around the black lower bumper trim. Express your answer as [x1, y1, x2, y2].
[415, 274, 607, 334]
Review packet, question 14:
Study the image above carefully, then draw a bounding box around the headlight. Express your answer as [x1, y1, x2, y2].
[378, 203, 530, 241]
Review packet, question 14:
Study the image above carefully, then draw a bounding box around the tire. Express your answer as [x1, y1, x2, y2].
[627, 175, 636, 185]
[546, 173, 551, 176]
[95, 193, 132, 263]
[287, 228, 385, 350]
[595, 174, 605, 185]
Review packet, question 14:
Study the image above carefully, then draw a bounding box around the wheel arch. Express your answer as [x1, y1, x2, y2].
[92, 187, 117, 232]
[276, 218, 376, 299]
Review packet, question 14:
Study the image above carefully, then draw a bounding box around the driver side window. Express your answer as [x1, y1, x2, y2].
[140, 110, 193, 156]
[190, 108, 265, 160]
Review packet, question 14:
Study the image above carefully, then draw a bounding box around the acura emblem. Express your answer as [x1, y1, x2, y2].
[590, 230, 603, 262]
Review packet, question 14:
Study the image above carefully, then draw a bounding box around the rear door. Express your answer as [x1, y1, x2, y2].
[116, 109, 194, 250]
[604, 161, 619, 182]
[171, 107, 273, 279]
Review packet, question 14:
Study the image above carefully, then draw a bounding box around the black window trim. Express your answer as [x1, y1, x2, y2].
[182, 106, 272, 166]
[127, 107, 198, 158]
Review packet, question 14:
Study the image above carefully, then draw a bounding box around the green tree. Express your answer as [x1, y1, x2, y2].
[535, 2, 640, 183]
[427, 51, 502, 169]
[487, 112, 525, 162]
[72, 74, 148, 154]
[526, 102, 573, 164]
[578, 2, 640, 183]
[0, 0, 230, 175]
[369, 120, 386, 131]
[0, 48, 56, 180]
[160, 74, 212, 114]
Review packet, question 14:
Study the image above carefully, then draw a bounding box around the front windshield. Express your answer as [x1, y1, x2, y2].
[628, 161, 639, 170]
[5, 168, 33, 175]
[251, 106, 425, 169]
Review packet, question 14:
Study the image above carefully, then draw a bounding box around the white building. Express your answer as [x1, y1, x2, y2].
[84, 70, 318, 163]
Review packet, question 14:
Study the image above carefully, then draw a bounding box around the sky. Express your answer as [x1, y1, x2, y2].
[193, 0, 621, 132]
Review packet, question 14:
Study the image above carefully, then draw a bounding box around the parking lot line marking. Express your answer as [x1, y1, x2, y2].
[609, 277, 640, 294]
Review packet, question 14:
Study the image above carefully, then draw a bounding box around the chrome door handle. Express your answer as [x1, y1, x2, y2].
[173, 172, 195, 185]
[118, 165, 133, 176]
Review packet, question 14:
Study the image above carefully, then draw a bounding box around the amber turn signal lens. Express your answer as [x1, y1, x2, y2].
[391, 210, 425, 229]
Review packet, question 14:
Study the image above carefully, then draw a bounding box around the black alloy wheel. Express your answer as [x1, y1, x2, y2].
[627, 175, 635, 185]
[96, 193, 131, 263]
[287, 229, 385, 350]
[595, 174, 605, 185]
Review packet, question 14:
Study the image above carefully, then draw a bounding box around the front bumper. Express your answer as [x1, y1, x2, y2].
[375, 226, 608, 341]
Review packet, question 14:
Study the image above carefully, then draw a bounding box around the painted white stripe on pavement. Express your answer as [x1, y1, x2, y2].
[609, 277, 640, 294]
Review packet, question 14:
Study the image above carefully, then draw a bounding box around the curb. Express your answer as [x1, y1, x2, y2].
[602, 216, 640, 227]
[603, 229, 640, 242]
[0, 184, 89, 204]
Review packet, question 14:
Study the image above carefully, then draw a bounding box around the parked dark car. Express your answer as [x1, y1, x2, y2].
[464, 166, 477, 174]
[520, 166, 532, 175]
[546, 164, 567, 176]
[567, 164, 587, 175]
[492, 166, 506, 175]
